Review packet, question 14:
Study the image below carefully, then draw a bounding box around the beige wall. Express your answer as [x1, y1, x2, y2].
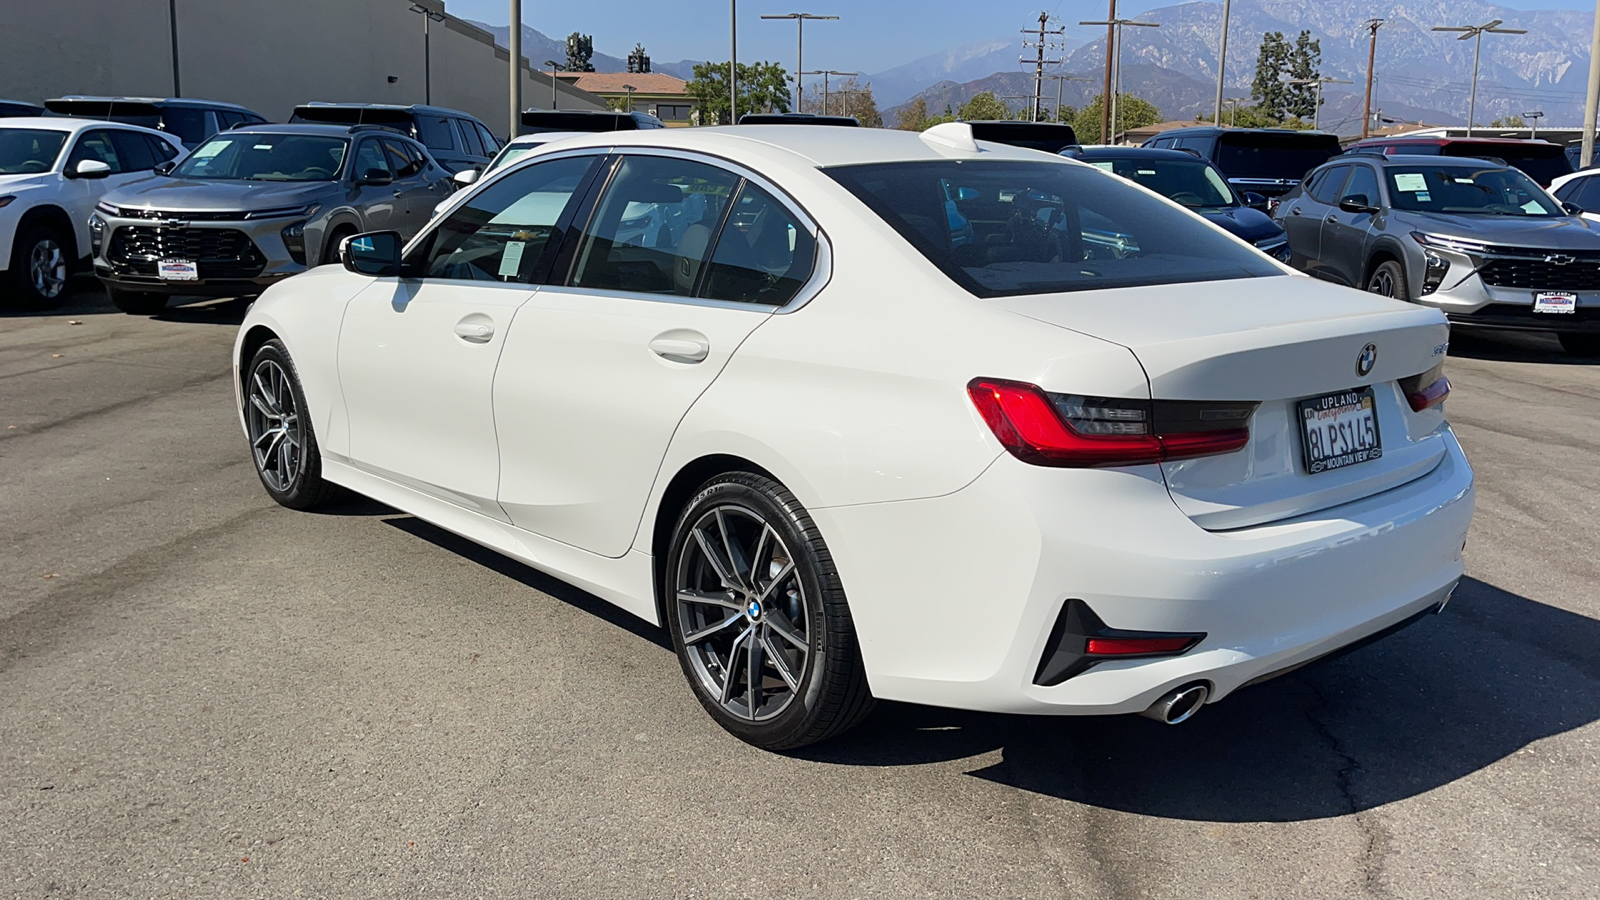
[0, 0, 603, 137]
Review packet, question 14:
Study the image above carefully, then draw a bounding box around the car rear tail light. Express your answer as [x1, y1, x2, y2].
[967, 378, 1257, 468]
[1399, 366, 1450, 411]
[1085, 636, 1201, 655]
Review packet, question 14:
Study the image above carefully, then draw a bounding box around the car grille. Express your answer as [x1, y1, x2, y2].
[1448, 304, 1600, 330]
[1478, 259, 1600, 290]
[107, 226, 267, 279]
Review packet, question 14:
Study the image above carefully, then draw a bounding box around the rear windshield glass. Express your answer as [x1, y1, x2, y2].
[0, 128, 69, 173]
[825, 160, 1281, 298]
[160, 107, 209, 144]
[1215, 133, 1339, 181]
[969, 122, 1079, 153]
[173, 133, 348, 182]
[1384, 165, 1559, 217]
[1440, 143, 1571, 185]
[1085, 157, 1236, 208]
[521, 112, 627, 133]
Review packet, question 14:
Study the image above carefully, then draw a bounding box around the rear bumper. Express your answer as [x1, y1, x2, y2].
[1420, 270, 1600, 334]
[813, 427, 1474, 717]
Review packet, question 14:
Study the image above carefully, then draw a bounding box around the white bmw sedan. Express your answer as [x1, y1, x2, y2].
[233, 124, 1474, 749]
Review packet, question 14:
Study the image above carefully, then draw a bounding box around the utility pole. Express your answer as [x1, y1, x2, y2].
[1524, 110, 1544, 139]
[1584, 0, 1600, 167]
[802, 70, 856, 115]
[1288, 76, 1352, 130]
[1432, 19, 1526, 137]
[509, 0, 521, 137]
[1360, 19, 1385, 139]
[730, 0, 739, 124]
[1097, 0, 1115, 141]
[1213, 0, 1231, 124]
[761, 13, 839, 111]
[1079, 16, 1159, 142]
[168, 0, 181, 96]
[1020, 12, 1065, 123]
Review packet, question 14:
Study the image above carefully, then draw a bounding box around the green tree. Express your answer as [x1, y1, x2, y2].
[1285, 30, 1322, 121]
[896, 96, 929, 130]
[1250, 31, 1291, 121]
[1071, 93, 1160, 143]
[686, 60, 791, 124]
[1489, 114, 1526, 128]
[1055, 104, 1078, 124]
[828, 78, 883, 128]
[958, 91, 1012, 121]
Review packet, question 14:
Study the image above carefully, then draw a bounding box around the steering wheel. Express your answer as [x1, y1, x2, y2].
[1169, 191, 1206, 207]
[1482, 203, 1522, 215]
[299, 167, 333, 179]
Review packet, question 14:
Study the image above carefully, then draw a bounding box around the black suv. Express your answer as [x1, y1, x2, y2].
[519, 109, 666, 134]
[967, 121, 1080, 154]
[290, 103, 500, 174]
[44, 96, 267, 149]
[0, 99, 44, 117]
[1144, 126, 1341, 205]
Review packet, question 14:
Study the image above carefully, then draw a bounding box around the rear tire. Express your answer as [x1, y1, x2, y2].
[1558, 332, 1600, 357]
[108, 287, 169, 315]
[1366, 259, 1409, 300]
[244, 339, 337, 510]
[665, 472, 874, 750]
[5, 223, 72, 310]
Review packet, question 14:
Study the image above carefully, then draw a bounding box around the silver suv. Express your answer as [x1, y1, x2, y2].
[91, 124, 450, 313]
[1277, 153, 1600, 356]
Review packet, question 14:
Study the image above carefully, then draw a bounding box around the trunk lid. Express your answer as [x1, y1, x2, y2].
[989, 275, 1452, 530]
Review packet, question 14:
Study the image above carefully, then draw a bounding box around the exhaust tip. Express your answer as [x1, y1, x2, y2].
[1139, 683, 1210, 725]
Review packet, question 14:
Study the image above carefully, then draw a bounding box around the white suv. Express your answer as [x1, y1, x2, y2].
[0, 118, 184, 308]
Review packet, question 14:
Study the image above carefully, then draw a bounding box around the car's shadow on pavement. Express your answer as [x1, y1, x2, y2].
[796, 576, 1600, 822]
[1, 278, 250, 324]
[1449, 329, 1594, 364]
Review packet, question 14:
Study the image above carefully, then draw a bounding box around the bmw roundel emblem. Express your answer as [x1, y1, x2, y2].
[747, 599, 762, 619]
[1356, 343, 1377, 377]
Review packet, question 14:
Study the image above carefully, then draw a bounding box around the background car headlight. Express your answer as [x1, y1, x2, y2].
[1421, 251, 1450, 295]
[94, 200, 119, 216]
[281, 221, 308, 266]
[1255, 236, 1292, 262]
[0, 195, 16, 210]
[89, 215, 106, 256]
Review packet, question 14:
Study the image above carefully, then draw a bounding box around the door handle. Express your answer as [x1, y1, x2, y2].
[1325, 214, 1338, 223]
[393, 190, 405, 197]
[649, 335, 710, 363]
[454, 320, 494, 343]
[1289, 206, 1302, 215]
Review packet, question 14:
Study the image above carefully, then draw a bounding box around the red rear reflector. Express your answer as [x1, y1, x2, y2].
[1406, 376, 1451, 412]
[967, 378, 1250, 468]
[1085, 636, 1199, 656]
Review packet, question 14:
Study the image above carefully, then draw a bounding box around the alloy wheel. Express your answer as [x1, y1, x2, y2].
[28, 238, 66, 299]
[1369, 269, 1396, 297]
[245, 359, 303, 493]
[674, 505, 810, 722]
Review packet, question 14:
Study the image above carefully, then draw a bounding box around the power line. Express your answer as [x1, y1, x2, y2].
[1020, 11, 1066, 122]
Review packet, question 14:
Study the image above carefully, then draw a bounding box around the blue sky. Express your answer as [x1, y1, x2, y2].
[445, 0, 1597, 74]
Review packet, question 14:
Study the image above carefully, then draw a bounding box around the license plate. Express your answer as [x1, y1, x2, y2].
[1298, 387, 1383, 474]
[158, 259, 198, 281]
[1533, 291, 1577, 314]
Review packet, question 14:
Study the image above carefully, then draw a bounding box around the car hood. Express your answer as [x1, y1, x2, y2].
[1197, 205, 1283, 243]
[1397, 210, 1600, 250]
[103, 178, 332, 212]
[0, 173, 51, 194]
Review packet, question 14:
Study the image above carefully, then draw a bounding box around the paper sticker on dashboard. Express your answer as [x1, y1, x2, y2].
[498, 241, 526, 278]
[1393, 173, 1427, 192]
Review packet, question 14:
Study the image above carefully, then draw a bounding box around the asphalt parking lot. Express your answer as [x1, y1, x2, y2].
[2, 282, 1597, 899]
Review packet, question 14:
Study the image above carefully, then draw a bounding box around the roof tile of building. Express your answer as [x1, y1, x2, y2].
[556, 72, 689, 95]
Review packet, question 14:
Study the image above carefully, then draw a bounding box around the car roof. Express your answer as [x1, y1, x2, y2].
[47, 95, 256, 111]
[228, 123, 407, 139]
[1070, 146, 1203, 162]
[296, 102, 478, 117]
[0, 116, 172, 136]
[1354, 136, 1561, 147]
[1329, 153, 1513, 169]
[519, 124, 1073, 170]
[1156, 126, 1334, 136]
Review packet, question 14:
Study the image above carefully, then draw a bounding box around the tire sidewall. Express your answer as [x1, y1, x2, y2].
[246, 340, 324, 507]
[1369, 259, 1408, 301]
[7, 224, 70, 309]
[664, 475, 837, 747]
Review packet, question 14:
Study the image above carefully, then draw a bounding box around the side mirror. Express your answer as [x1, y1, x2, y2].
[954, 186, 980, 201]
[1242, 191, 1268, 209]
[1339, 194, 1378, 214]
[452, 168, 480, 188]
[1562, 201, 1583, 216]
[154, 160, 176, 176]
[358, 168, 394, 186]
[342, 231, 403, 277]
[71, 159, 112, 180]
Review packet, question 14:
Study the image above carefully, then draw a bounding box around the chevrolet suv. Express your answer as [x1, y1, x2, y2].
[91, 124, 450, 313]
[1276, 153, 1600, 356]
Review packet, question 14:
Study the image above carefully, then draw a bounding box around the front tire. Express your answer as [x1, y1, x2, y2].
[1367, 259, 1409, 300]
[108, 287, 169, 315]
[244, 340, 336, 510]
[5, 223, 71, 310]
[665, 472, 873, 750]
[1558, 332, 1600, 357]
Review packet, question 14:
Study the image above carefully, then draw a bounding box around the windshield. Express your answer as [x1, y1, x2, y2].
[0, 129, 69, 174]
[173, 134, 349, 182]
[1440, 143, 1571, 186]
[1215, 133, 1339, 181]
[487, 142, 543, 173]
[1385, 165, 1560, 217]
[1086, 157, 1236, 208]
[826, 160, 1282, 298]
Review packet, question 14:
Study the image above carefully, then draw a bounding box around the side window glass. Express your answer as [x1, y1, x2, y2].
[381, 138, 423, 177]
[416, 115, 458, 152]
[352, 140, 391, 180]
[68, 130, 122, 173]
[569, 155, 739, 296]
[454, 119, 484, 157]
[475, 122, 500, 153]
[160, 108, 209, 145]
[108, 130, 157, 171]
[1308, 166, 1350, 204]
[702, 183, 816, 306]
[144, 135, 179, 162]
[419, 155, 596, 282]
[1343, 166, 1380, 205]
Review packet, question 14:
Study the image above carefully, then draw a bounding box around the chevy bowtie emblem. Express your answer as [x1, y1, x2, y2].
[1356, 343, 1377, 377]
[161, 218, 189, 228]
[1545, 254, 1575, 265]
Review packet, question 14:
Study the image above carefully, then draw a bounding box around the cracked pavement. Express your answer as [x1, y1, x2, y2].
[2, 284, 1597, 899]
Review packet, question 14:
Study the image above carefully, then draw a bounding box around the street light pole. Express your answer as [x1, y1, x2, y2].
[761, 13, 839, 111]
[410, 4, 446, 106]
[168, 0, 181, 97]
[1079, 17, 1159, 143]
[1433, 20, 1526, 137]
[1524, 110, 1544, 139]
[546, 60, 560, 108]
[801, 70, 856, 116]
[1212, 0, 1230, 125]
[730, 0, 738, 124]
[509, 0, 521, 137]
[1288, 76, 1352, 130]
[1584, 0, 1600, 166]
